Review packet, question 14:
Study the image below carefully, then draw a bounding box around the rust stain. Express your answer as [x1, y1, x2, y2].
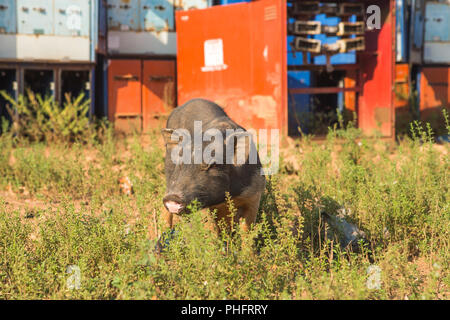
[221, 95, 279, 130]
[250, 95, 278, 128]
[163, 81, 175, 112]
[374, 108, 390, 124]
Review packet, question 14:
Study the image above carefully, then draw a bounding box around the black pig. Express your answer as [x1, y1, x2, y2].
[161, 99, 266, 232]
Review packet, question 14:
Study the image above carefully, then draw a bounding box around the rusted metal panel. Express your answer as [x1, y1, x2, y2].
[176, 0, 287, 133]
[358, 0, 396, 137]
[394, 63, 409, 109]
[289, 87, 359, 94]
[107, 0, 140, 31]
[96, 0, 108, 54]
[344, 70, 356, 112]
[142, 59, 176, 130]
[108, 59, 142, 131]
[419, 67, 449, 112]
[141, 0, 174, 32]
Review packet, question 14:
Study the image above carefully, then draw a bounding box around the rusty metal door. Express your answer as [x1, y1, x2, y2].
[142, 60, 176, 131]
[108, 59, 142, 131]
[176, 0, 287, 133]
[419, 67, 449, 123]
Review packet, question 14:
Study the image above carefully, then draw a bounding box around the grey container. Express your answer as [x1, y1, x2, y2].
[0, 0, 106, 63]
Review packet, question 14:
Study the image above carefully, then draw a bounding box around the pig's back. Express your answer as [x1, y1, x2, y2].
[166, 99, 231, 131]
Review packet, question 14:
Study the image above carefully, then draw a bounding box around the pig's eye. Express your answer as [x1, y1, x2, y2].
[202, 160, 218, 171]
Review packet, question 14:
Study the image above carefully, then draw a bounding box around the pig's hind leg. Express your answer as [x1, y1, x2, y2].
[236, 192, 263, 232]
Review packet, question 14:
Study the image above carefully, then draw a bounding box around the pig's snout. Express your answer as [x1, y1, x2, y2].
[163, 194, 185, 214]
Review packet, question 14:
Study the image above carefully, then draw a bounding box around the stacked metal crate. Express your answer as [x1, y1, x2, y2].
[287, 1, 366, 135]
[106, 0, 212, 132]
[0, 0, 107, 119]
[289, 2, 365, 59]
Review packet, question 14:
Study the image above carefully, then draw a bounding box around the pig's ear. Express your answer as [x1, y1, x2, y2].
[161, 128, 174, 145]
[225, 131, 257, 166]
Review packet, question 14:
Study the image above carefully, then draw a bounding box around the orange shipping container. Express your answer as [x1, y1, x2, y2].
[142, 60, 176, 131]
[108, 59, 142, 132]
[108, 59, 176, 132]
[176, 0, 288, 133]
[419, 67, 450, 126]
[419, 67, 449, 111]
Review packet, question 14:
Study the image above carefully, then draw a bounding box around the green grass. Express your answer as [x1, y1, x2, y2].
[0, 116, 448, 299]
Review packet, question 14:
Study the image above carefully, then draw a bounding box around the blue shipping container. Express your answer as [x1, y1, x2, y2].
[17, 0, 53, 35]
[0, 0, 16, 34]
[55, 0, 91, 36]
[0, 0, 103, 62]
[423, 1, 450, 64]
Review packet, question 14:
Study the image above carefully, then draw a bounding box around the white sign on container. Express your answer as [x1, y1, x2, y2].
[202, 39, 228, 72]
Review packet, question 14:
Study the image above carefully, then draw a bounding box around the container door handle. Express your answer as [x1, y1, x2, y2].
[149, 76, 173, 82]
[114, 74, 138, 81]
[0, 5, 8, 10]
[33, 7, 46, 13]
[115, 113, 142, 119]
